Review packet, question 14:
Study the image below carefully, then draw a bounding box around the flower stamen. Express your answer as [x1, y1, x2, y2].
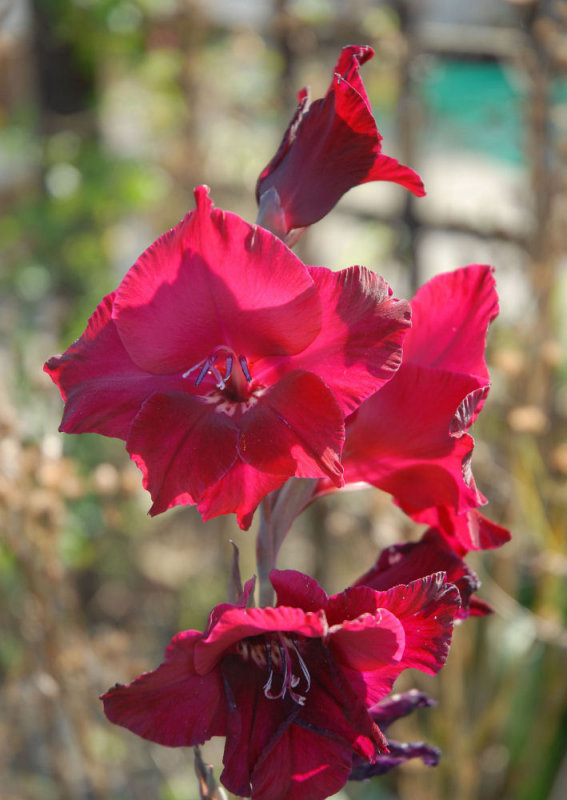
[262, 639, 275, 695]
[225, 354, 233, 381]
[182, 358, 207, 381]
[239, 355, 252, 382]
[261, 634, 311, 706]
[264, 642, 289, 701]
[291, 639, 311, 694]
[183, 347, 252, 396]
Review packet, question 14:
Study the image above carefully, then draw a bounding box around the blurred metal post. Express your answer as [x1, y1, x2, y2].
[391, 0, 422, 292]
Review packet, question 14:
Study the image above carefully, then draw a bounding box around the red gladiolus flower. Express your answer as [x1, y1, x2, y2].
[256, 45, 425, 243]
[102, 569, 460, 800]
[354, 528, 491, 618]
[44, 186, 410, 526]
[314, 264, 499, 531]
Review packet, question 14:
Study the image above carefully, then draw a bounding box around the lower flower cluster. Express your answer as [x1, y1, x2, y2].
[102, 570, 460, 800]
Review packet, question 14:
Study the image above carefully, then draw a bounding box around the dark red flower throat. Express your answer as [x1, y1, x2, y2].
[235, 632, 312, 706]
[184, 345, 254, 404]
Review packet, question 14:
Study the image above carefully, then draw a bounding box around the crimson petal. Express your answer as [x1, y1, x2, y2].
[371, 574, 460, 675]
[363, 153, 427, 194]
[126, 392, 239, 514]
[44, 293, 188, 439]
[411, 506, 511, 554]
[251, 723, 353, 800]
[342, 363, 485, 513]
[198, 462, 287, 530]
[331, 577, 459, 705]
[354, 529, 483, 619]
[333, 44, 375, 104]
[238, 370, 345, 486]
[282, 266, 411, 414]
[101, 631, 225, 747]
[329, 610, 405, 673]
[113, 185, 320, 375]
[271, 569, 330, 613]
[406, 264, 499, 375]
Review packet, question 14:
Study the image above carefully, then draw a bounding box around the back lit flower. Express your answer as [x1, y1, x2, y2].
[314, 265, 499, 537]
[45, 186, 410, 525]
[256, 45, 425, 243]
[102, 569, 459, 800]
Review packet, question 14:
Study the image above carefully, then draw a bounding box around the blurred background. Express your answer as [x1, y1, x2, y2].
[1, 1, 567, 798]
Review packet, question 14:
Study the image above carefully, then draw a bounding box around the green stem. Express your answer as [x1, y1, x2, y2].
[255, 478, 318, 607]
[257, 497, 275, 607]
